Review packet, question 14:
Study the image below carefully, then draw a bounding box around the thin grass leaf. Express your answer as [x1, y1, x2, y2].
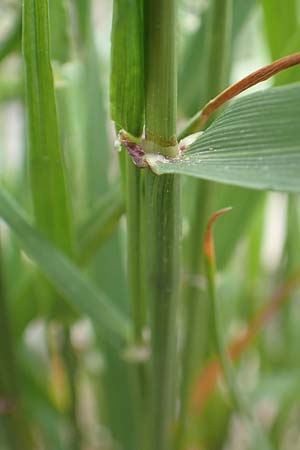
[147, 83, 300, 192]
[22, 0, 74, 255]
[0, 189, 131, 343]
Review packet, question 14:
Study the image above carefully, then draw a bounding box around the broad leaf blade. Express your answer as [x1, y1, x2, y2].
[148, 84, 300, 192]
[0, 189, 130, 343]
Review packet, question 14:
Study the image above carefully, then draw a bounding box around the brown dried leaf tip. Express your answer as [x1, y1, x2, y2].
[204, 207, 232, 266]
[199, 53, 300, 129]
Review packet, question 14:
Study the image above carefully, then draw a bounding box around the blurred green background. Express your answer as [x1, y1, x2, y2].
[0, 1, 300, 449]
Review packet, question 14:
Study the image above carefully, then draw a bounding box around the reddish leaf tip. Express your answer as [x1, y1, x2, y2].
[204, 207, 232, 265]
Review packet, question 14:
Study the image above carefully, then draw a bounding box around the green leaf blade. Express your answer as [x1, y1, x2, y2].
[22, 0, 74, 255]
[149, 84, 300, 192]
[0, 189, 130, 343]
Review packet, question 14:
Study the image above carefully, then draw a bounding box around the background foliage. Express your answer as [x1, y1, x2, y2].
[0, 1, 300, 449]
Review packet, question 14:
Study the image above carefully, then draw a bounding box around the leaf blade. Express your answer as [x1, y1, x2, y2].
[0, 189, 131, 343]
[22, 0, 74, 255]
[148, 84, 300, 192]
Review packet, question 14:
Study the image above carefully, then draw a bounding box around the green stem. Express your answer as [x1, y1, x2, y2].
[144, 172, 180, 450]
[144, 0, 178, 158]
[0, 238, 32, 450]
[144, 2, 180, 450]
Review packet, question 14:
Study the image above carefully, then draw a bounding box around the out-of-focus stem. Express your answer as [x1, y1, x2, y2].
[0, 237, 32, 450]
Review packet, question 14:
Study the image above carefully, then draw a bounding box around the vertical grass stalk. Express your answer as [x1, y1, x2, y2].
[144, 2, 180, 450]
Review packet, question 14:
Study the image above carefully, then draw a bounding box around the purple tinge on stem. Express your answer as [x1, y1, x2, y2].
[119, 135, 148, 168]
[179, 143, 187, 155]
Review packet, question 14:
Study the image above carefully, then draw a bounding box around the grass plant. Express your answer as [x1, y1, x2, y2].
[0, 1, 300, 449]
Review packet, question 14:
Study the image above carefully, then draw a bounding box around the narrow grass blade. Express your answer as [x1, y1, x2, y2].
[22, 0, 74, 255]
[148, 84, 300, 192]
[0, 189, 131, 343]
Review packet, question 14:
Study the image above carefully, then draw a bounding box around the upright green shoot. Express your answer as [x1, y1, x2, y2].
[143, 2, 180, 450]
[22, 0, 74, 257]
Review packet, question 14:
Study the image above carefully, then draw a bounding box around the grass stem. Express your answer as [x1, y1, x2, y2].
[144, 1, 180, 449]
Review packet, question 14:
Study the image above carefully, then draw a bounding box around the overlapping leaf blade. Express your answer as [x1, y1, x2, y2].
[0, 189, 131, 343]
[148, 83, 300, 192]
